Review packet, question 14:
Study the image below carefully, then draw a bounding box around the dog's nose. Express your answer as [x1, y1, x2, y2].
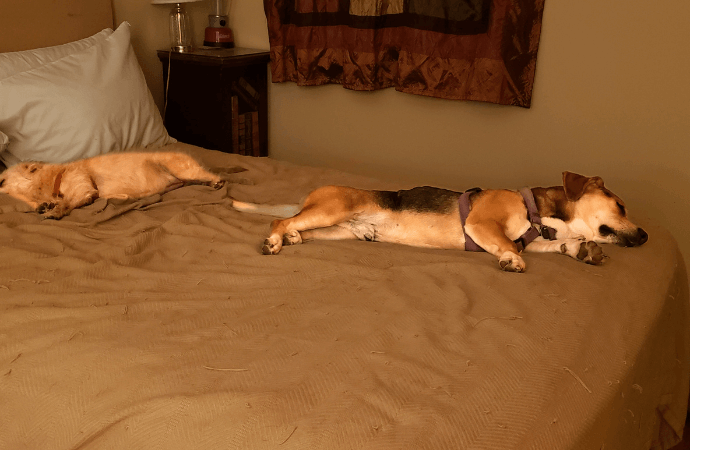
[636, 228, 648, 246]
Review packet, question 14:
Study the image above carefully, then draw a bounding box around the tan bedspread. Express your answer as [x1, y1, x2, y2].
[0, 144, 689, 450]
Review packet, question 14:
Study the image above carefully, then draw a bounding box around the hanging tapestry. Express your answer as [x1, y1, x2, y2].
[263, 0, 546, 108]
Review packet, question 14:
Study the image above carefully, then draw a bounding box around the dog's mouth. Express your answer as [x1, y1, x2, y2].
[599, 224, 648, 247]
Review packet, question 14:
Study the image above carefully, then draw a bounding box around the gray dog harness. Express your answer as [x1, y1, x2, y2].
[458, 187, 557, 253]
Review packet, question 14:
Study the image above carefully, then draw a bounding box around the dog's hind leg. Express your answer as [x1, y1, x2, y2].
[264, 206, 357, 255]
[525, 239, 605, 265]
[289, 225, 358, 245]
[262, 186, 369, 255]
[156, 153, 224, 189]
[464, 220, 527, 272]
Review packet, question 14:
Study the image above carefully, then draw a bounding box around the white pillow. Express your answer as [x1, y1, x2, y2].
[0, 28, 113, 80]
[0, 22, 175, 165]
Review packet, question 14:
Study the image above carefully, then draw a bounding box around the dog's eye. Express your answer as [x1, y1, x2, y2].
[616, 202, 626, 216]
[29, 167, 37, 173]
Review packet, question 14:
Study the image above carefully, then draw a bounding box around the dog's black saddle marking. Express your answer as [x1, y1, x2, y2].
[373, 186, 461, 214]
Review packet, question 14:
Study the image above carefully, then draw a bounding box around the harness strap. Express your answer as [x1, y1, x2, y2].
[515, 187, 557, 251]
[458, 188, 483, 252]
[458, 187, 557, 253]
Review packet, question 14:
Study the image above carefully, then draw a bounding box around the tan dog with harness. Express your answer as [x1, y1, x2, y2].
[232, 172, 648, 272]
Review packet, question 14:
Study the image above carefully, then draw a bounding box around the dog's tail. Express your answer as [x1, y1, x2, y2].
[231, 200, 301, 218]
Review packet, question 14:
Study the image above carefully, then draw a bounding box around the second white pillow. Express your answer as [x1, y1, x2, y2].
[0, 22, 175, 166]
[0, 28, 113, 80]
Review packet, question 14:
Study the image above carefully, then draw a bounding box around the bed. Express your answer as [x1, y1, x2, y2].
[0, 2, 689, 450]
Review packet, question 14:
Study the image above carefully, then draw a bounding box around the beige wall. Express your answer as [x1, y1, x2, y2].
[115, 0, 690, 268]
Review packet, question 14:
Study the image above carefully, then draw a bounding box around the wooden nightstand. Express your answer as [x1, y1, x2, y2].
[156, 47, 270, 156]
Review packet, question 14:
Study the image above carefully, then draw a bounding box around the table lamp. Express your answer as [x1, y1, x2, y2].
[151, 0, 202, 53]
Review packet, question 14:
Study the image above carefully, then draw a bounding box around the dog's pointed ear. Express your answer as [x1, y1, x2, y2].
[26, 163, 41, 174]
[562, 172, 605, 201]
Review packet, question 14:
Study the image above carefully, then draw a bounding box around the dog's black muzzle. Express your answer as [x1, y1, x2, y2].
[600, 225, 649, 247]
[619, 228, 649, 247]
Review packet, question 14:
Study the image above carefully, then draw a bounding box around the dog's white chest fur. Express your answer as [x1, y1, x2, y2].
[541, 217, 592, 241]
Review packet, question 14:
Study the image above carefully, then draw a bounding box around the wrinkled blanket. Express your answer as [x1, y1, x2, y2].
[0, 143, 689, 449]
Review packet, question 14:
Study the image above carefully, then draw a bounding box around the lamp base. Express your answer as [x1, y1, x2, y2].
[171, 44, 193, 53]
[168, 4, 194, 54]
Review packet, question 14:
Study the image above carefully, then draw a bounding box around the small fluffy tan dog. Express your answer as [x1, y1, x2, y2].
[0, 151, 224, 219]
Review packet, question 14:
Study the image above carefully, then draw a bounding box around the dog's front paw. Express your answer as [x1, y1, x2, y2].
[42, 209, 65, 220]
[37, 202, 56, 214]
[262, 235, 283, 255]
[498, 252, 526, 273]
[575, 241, 604, 265]
[282, 230, 302, 246]
[82, 194, 97, 207]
